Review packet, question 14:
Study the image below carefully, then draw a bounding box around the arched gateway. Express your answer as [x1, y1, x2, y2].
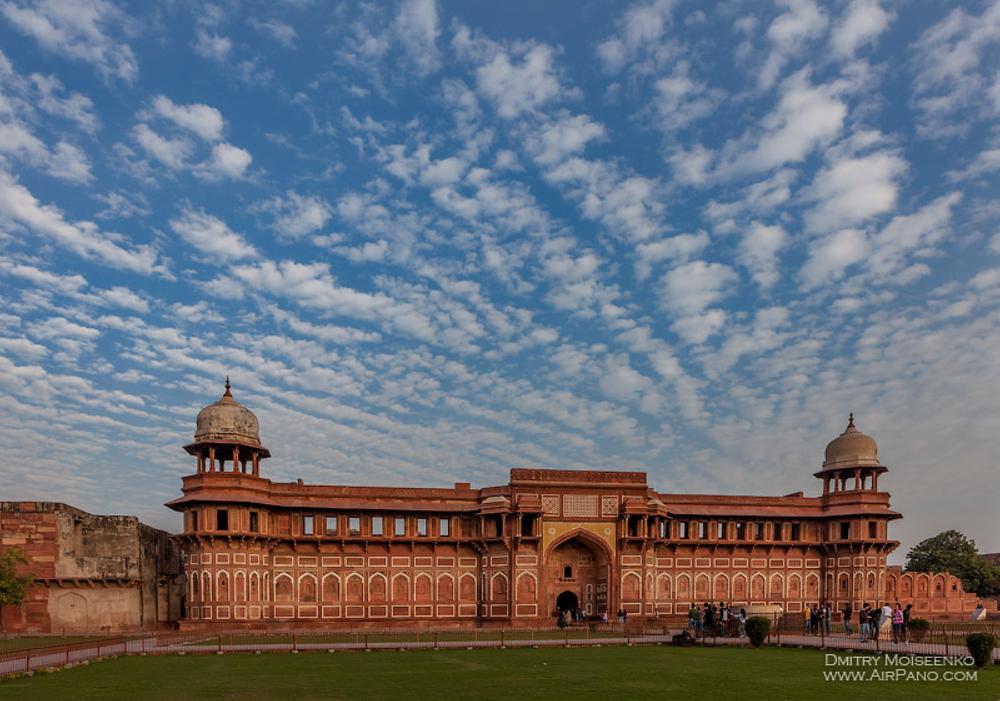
[544, 531, 611, 618]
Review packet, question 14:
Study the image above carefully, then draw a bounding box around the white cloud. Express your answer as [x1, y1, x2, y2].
[804, 150, 907, 232]
[132, 123, 192, 170]
[634, 232, 710, 280]
[151, 96, 224, 141]
[726, 70, 847, 176]
[476, 44, 563, 119]
[599, 355, 651, 401]
[800, 227, 869, 289]
[0, 170, 160, 274]
[394, 0, 439, 75]
[739, 222, 787, 289]
[830, 0, 893, 58]
[1, 0, 138, 83]
[169, 208, 258, 261]
[596, 0, 677, 73]
[759, 0, 828, 88]
[662, 260, 737, 342]
[525, 114, 605, 167]
[193, 29, 232, 61]
[201, 142, 252, 180]
[867, 193, 962, 279]
[911, 2, 1000, 136]
[97, 286, 148, 312]
[260, 192, 332, 239]
[651, 64, 722, 133]
[250, 18, 297, 48]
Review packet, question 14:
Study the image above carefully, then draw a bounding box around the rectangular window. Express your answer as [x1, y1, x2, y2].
[868, 521, 877, 538]
[755, 522, 765, 540]
[659, 520, 668, 538]
[395, 517, 406, 536]
[371, 516, 383, 536]
[790, 523, 801, 541]
[417, 518, 428, 537]
[349, 516, 361, 535]
[325, 515, 338, 536]
[216, 509, 228, 531]
[680, 521, 690, 539]
[773, 522, 782, 540]
[439, 517, 450, 537]
[840, 521, 851, 539]
[190, 510, 199, 532]
[697, 521, 707, 539]
[249, 511, 259, 533]
[521, 515, 536, 537]
[303, 515, 314, 535]
[735, 522, 746, 540]
[716, 522, 726, 539]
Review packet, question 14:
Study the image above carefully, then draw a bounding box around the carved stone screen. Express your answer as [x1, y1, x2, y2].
[562, 495, 598, 518]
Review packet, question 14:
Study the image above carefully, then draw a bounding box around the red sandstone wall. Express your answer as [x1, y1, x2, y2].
[0, 504, 59, 633]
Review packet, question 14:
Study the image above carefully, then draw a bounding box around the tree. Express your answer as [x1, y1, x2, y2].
[0, 548, 33, 632]
[905, 530, 1000, 597]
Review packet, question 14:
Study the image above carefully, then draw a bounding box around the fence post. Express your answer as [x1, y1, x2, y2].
[500, 629, 504, 648]
[433, 631, 438, 650]
[943, 627, 949, 657]
[364, 632, 369, 651]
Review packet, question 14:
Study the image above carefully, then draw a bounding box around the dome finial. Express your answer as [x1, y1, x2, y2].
[224, 375, 232, 397]
[846, 412, 855, 432]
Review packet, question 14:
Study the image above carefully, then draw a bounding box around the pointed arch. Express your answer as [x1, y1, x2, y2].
[437, 573, 455, 601]
[768, 572, 784, 599]
[805, 572, 819, 598]
[516, 571, 537, 601]
[622, 571, 642, 600]
[299, 572, 318, 602]
[655, 573, 672, 600]
[459, 572, 476, 601]
[732, 572, 748, 599]
[369, 572, 388, 603]
[490, 571, 509, 601]
[391, 572, 410, 602]
[217, 570, 230, 602]
[676, 573, 691, 597]
[414, 572, 432, 602]
[234, 570, 247, 602]
[750, 573, 766, 599]
[249, 571, 260, 602]
[345, 572, 364, 603]
[322, 573, 341, 602]
[787, 573, 802, 598]
[274, 572, 293, 602]
[694, 572, 711, 598]
[713, 573, 729, 600]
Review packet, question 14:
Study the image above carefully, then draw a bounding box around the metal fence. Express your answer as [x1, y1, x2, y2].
[1, 620, 996, 677]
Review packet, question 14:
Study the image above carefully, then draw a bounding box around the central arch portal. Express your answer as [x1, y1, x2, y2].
[545, 532, 611, 619]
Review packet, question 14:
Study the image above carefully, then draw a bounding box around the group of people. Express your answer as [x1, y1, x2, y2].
[687, 602, 748, 637]
[803, 603, 833, 635]
[850, 602, 913, 644]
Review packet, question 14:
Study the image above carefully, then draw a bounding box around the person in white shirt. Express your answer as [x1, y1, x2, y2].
[880, 602, 893, 635]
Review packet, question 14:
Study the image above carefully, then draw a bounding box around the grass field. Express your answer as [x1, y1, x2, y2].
[1, 645, 997, 700]
[0, 636, 103, 652]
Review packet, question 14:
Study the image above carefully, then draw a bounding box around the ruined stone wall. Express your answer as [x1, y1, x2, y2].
[1, 502, 185, 634]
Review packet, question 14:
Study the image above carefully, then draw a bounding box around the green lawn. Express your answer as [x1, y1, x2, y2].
[1, 645, 997, 700]
[0, 636, 104, 652]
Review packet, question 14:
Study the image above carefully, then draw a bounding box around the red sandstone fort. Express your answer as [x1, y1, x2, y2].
[1, 382, 994, 633]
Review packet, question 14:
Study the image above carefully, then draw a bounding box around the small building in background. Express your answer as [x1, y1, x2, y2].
[0, 502, 185, 634]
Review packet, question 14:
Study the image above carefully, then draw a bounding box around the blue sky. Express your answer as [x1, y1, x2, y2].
[0, 0, 998, 561]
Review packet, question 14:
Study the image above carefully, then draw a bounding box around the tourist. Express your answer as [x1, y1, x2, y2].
[738, 608, 747, 637]
[720, 602, 729, 636]
[880, 601, 893, 635]
[809, 605, 820, 636]
[803, 603, 812, 634]
[704, 603, 715, 635]
[843, 603, 853, 635]
[891, 603, 904, 644]
[902, 604, 912, 645]
[622, 609, 628, 625]
[616, 608, 624, 624]
[859, 603, 870, 641]
[688, 604, 700, 632]
[601, 610, 608, 624]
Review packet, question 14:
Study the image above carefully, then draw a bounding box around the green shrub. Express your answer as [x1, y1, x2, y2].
[965, 632, 995, 668]
[745, 616, 771, 648]
[906, 618, 930, 642]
